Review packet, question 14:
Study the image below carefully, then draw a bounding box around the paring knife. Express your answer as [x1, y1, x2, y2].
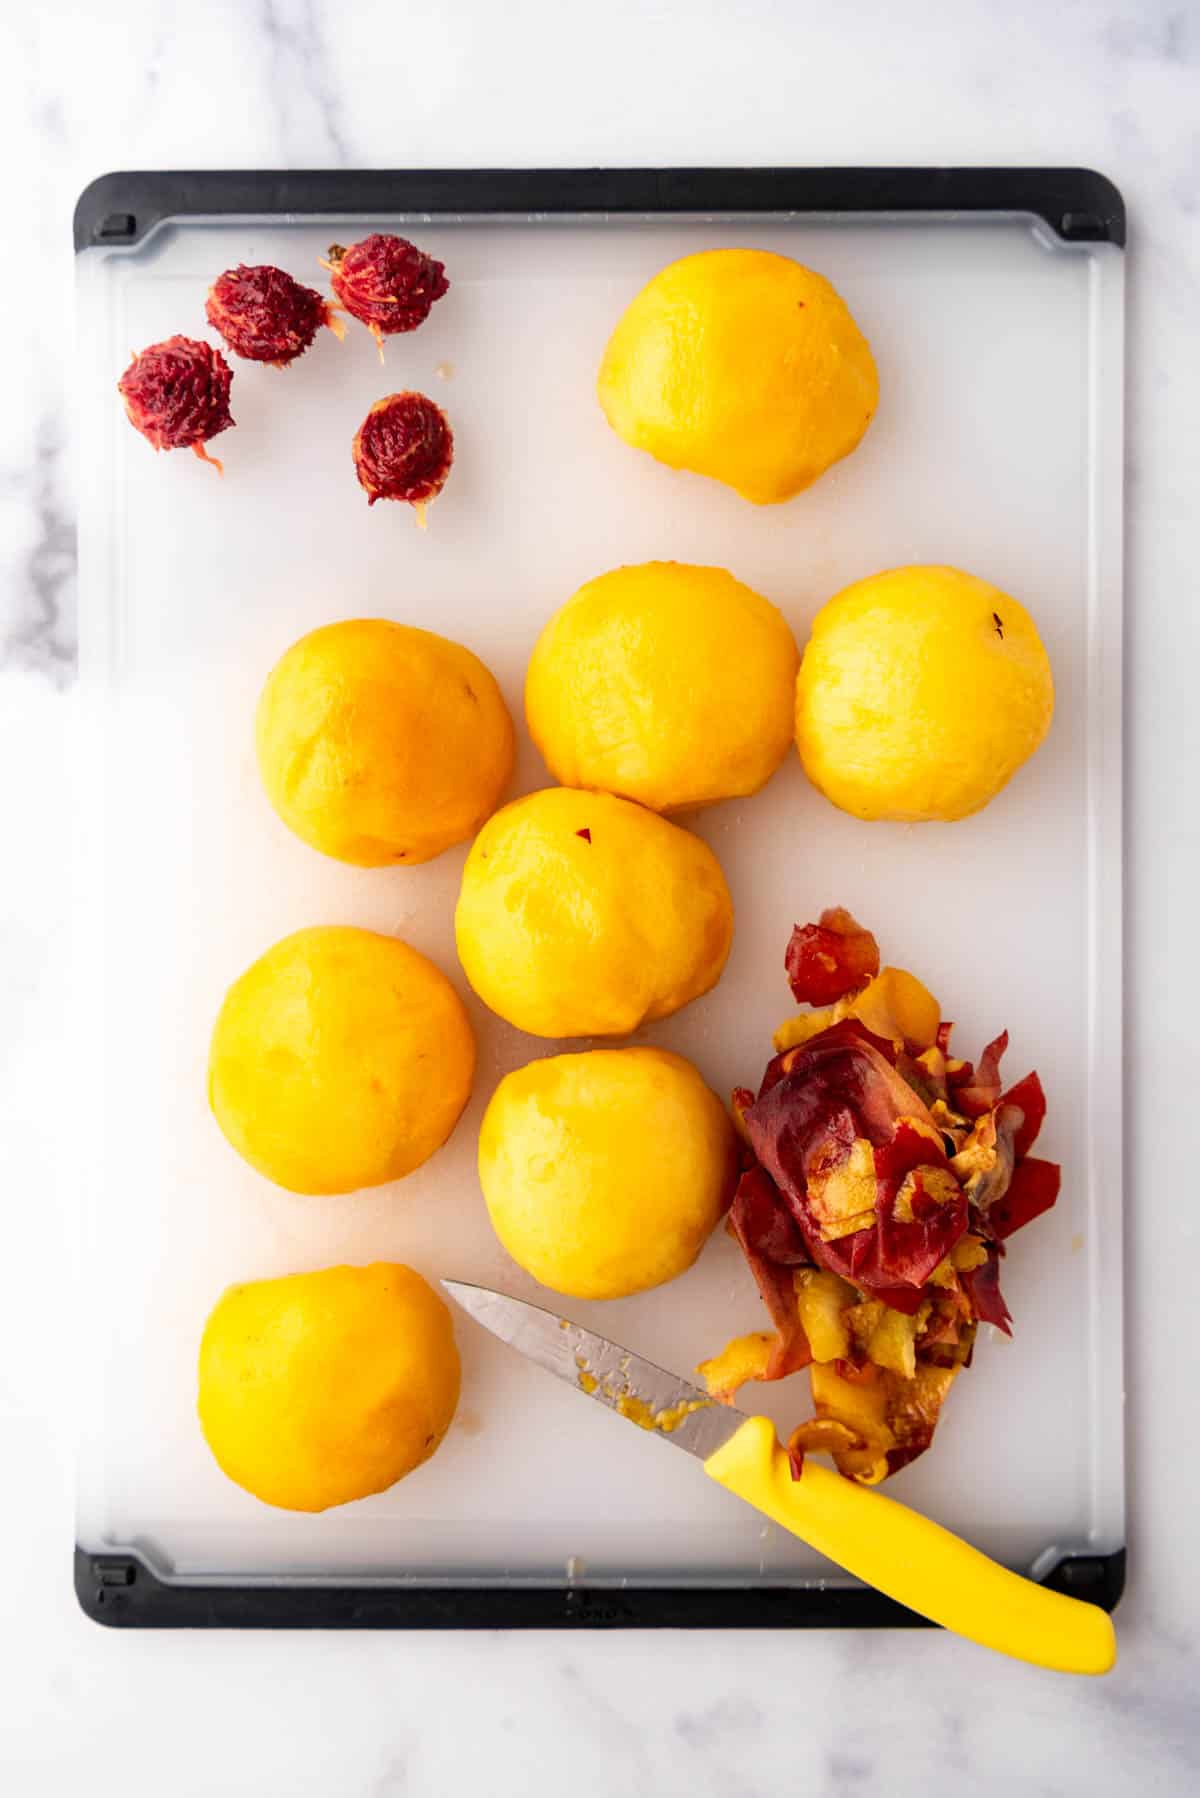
[441, 1279, 1116, 1675]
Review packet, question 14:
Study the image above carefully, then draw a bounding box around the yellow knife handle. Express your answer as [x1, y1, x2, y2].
[704, 1416, 1116, 1675]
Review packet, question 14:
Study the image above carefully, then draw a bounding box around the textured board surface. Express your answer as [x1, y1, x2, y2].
[75, 210, 1124, 1587]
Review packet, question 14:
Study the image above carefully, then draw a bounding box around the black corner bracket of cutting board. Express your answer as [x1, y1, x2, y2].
[75, 1545, 1125, 1630]
[73, 166, 1126, 253]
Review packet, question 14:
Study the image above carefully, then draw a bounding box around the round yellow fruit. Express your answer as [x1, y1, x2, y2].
[198, 1263, 460, 1511]
[454, 788, 733, 1038]
[255, 618, 515, 867]
[597, 248, 878, 505]
[525, 561, 798, 812]
[795, 565, 1055, 822]
[479, 1048, 737, 1299]
[208, 926, 475, 1194]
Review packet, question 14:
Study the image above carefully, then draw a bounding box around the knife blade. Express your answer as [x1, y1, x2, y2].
[440, 1278, 744, 1462]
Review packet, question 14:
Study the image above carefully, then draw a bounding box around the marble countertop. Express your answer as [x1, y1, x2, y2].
[2, 1, 1198, 1792]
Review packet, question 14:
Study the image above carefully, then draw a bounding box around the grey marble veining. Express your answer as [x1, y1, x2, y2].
[3, 414, 76, 683]
[259, 0, 353, 162]
[1, 1, 1199, 1794]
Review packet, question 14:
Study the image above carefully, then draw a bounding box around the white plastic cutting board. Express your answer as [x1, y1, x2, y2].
[75, 212, 1124, 1586]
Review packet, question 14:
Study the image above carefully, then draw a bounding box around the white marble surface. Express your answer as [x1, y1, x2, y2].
[1, 1, 1198, 1792]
